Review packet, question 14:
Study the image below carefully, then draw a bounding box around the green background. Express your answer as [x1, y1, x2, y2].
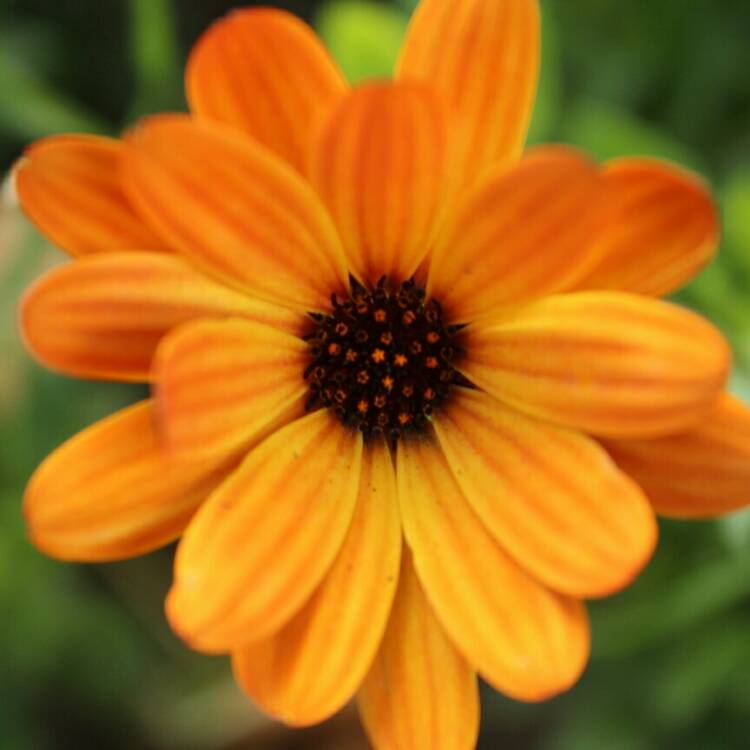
[1, 1, 750, 748]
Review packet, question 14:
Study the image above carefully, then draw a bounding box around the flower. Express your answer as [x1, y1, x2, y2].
[14, 1, 750, 748]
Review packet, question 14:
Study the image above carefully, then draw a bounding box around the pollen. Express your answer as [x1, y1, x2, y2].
[304, 277, 465, 443]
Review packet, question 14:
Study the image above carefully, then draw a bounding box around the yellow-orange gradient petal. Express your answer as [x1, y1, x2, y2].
[428, 147, 605, 320]
[20, 251, 302, 382]
[187, 8, 347, 173]
[14, 135, 167, 256]
[576, 158, 719, 296]
[397, 0, 540, 189]
[309, 83, 448, 285]
[167, 411, 362, 653]
[122, 115, 349, 312]
[605, 393, 750, 518]
[154, 318, 307, 460]
[358, 551, 479, 750]
[233, 440, 401, 726]
[461, 291, 730, 439]
[24, 401, 232, 562]
[398, 436, 590, 701]
[434, 389, 656, 598]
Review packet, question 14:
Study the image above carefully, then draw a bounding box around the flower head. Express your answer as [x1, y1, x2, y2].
[15, 1, 750, 748]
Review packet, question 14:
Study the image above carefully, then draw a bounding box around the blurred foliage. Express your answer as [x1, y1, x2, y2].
[1, 0, 750, 749]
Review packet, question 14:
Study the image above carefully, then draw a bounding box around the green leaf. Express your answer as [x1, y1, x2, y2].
[559, 99, 707, 175]
[527, 0, 562, 144]
[721, 167, 750, 279]
[317, 0, 409, 83]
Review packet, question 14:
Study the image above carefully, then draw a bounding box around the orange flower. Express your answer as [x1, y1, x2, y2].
[14, 2, 750, 748]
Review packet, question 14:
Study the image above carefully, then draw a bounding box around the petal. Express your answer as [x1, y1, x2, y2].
[398, 435, 590, 701]
[20, 251, 302, 382]
[154, 318, 308, 460]
[461, 291, 731, 439]
[14, 135, 167, 256]
[186, 8, 347, 174]
[605, 393, 750, 518]
[576, 158, 719, 296]
[24, 401, 232, 561]
[397, 0, 540, 189]
[122, 115, 349, 312]
[309, 83, 448, 285]
[232, 439, 401, 726]
[166, 410, 362, 653]
[427, 147, 605, 320]
[358, 550, 479, 750]
[434, 389, 657, 598]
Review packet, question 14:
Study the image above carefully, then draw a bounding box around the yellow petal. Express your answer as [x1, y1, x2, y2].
[14, 135, 167, 256]
[154, 318, 307, 460]
[166, 411, 362, 652]
[576, 158, 719, 296]
[25, 402, 231, 561]
[398, 435, 590, 701]
[122, 114, 349, 312]
[232, 440, 401, 726]
[461, 291, 730, 439]
[187, 8, 347, 173]
[20, 251, 301, 382]
[605, 392, 750, 518]
[434, 389, 657, 598]
[428, 146, 605, 320]
[358, 550, 479, 750]
[309, 82, 448, 285]
[397, 0, 540, 189]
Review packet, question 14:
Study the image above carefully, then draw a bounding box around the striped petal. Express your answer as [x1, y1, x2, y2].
[460, 291, 730, 439]
[605, 393, 750, 518]
[24, 402, 231, 561]
[358, 550, 479, 750]
[20, 252, 302, 382]
[122, 115, 349, 312]
[14, 135, 167, 256]
[434, 389, 657, 598]
[398, 437, 589, 701]
[232, 440, 400, 726]
[187, 8, 347, 174]
[397, 0, 540, 189]
[427, 147, 605, 320]
[167, 411, 362, 653]
[576, 158, 719, 296]
[309, 83, 448, 285]
[154, 318, 308, 460]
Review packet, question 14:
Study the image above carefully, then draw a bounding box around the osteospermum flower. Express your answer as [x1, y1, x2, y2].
[15, 1, 750, 747]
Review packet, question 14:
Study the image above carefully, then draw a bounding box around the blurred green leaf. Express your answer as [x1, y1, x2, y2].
[527, 1, 561, 144]
[559, 99, 707, 175]
[317, 0, 408, 83]
[0, 48, 109, 139]
[127, 0, 184, 120]
[721, 167, 750, 279]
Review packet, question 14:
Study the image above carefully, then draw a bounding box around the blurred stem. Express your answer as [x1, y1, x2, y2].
[127, 0, 183, 121]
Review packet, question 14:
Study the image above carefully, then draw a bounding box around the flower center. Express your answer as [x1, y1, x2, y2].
[304, 277, 463, 443]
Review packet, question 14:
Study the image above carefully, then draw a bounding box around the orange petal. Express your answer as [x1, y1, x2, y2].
[358, 550, 479, 750]
[428, 147, 605, 320]
[434, 389, 657, 598]
[14, 135, 167, 256]
[20, 251, 302, 382]
[397, 0, 540, 189]
[605, 392, 750, 518]
[154, 318, 307, 460]
[187, 8, 347, 174]
[461, 291, 730, 439]
[166, 411, 362, 653]
[398, 435, 590, 701]
[24, 401, 232, 561]
[576, 158, 719, 296]
[232, 440, 401, 726]
[122, 115, 349, 312]
[309, 82, 448, 285]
